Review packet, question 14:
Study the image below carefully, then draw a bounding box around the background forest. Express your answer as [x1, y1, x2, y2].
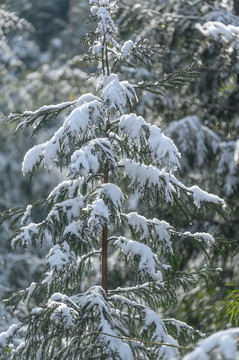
[0, 0, 239, 358]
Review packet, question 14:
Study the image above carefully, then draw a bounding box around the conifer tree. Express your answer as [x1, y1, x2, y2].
[0, 1, 228, 359]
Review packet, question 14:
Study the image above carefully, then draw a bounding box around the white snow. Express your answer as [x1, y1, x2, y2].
[70, 148, 97, 179]
[11, 222, 38, 248]
[69, 138, 115, 179]
[47, 242, 76, 271]
[91, 5, 99, 15]
[22, 126, 68, 173]
[143, 308, 179, 360]
[121, 212, 173, 253]
[183, 231, 215, 244]
[123, 212, 149, 240]
[22, 100, 76, 116]
[63, 220, 85, 240]
[26, 282, 36, 302]
[64, 103, 90, 139]
[50, 303, 76, 326]
[119, 159, 175, 203]
[47, 196, 85, 223]
[111, 294, 178, 360]
[121, 40, 134, 58]
[196, 21, 239, 43]
[22, 143, 45, 175]
[21, 204, 32, 225]
[99, 183, 124, 210]
[120, 159, 162, 190]
[118, 114, 180, 170]
[77, 286, 134, 359]
[0, 323, 19, 347]
[92, 40, 103, 55]
[102, 74, 137, 114]
[149, 125, 181, 171]
[234, 139, 239, 164]
[183, 328, 239, 360]
[89, 198, 109, 220]
[48, 179, 82, 201]
[151, 218, 173, 253]
[115, 236, 162, 281]
[120, 159, 226, 210]
[44, 127, 66, 169]
[97, 6, 117, 36]
[119, 113, 149, 146]
[190, 185, 226, 208]
[76, 93, 101, 107]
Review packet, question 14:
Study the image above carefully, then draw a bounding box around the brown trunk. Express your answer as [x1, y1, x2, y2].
[101, 123, 109, 294]
[102, 225, 108, 293]
[234, 0, 239, 15]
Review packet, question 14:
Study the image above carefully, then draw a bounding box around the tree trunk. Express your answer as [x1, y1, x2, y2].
[234, 0, 239, 15]
[101, 122, 109, 294]
[102, 225, 108, 293]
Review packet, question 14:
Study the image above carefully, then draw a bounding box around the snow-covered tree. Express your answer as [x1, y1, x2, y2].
[0, 1, 229, 359]
[0, 3, 91, 336]
[113, 0, 239, 333]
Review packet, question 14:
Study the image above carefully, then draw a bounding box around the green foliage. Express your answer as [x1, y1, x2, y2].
[222, 286, 239, 325]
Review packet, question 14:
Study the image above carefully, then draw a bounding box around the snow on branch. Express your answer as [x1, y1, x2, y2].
[101, 74, 137, 114]
[85, 198, 109, 238]
[118, 113, 180, 171]
[110, 294, 179, 359]
[119, 159, 173, 201]
[143, 308, 179, 360]
[97, 183, 125, 212]
[183, 328, 239, 360]
[47, 179, 82, 203]
[8, 100, 77, 134]
[114, 236, 163, 281]
[69, 138, 116, 179]
[118, 113, 149, 146]
[120, 212, 173, 254]
[8, 93, 100, 135]
[190, 185, 226, 209]
[0, 323, 22, 349]
[22, 97, 106, 175]
[92, 3, 117, 36]
[22, 125, 69, 174]
[196, 21, 239, 43]
[149, 125, 180, 171]
[73, 286, 134, 359]
[46, 242, 77, 272]
[183, 231, 215, 244]
[64, 98, 104, 140]
[119, 159, 226, 214]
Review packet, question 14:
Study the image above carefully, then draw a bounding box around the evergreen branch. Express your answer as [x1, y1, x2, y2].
[7, 100, 77, 134]
[131, 38, 162, 66]
[136, 63, 204, 94]
[221, 289, 239, 325]
[84, 330, 193, 351]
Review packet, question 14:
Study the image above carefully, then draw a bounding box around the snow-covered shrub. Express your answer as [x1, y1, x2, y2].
[0, 1, 230, 359]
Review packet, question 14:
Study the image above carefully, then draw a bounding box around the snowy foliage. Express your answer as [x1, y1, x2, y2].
[0, 1, 231, 359]
[183, 328, 239, 360]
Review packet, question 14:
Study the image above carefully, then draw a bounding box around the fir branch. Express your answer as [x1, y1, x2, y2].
[7, 101, 77, 134]
[136, 63, 204, 94]
[131, 38, 162, 66]
[85, 330, 193, 351]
